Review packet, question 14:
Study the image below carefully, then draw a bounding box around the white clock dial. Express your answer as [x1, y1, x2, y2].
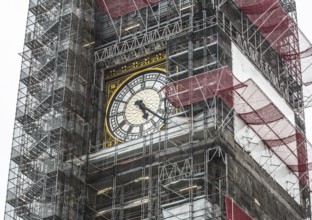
[125, 89, 160, 125]
[106, 69, 171, 141]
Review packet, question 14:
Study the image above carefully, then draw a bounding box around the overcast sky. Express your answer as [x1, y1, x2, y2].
[0, 1, 311, 218]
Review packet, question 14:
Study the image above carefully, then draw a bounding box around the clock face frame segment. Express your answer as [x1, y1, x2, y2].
[106, 69, 168, 142]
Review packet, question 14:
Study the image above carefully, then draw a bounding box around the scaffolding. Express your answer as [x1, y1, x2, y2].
[5, 0, 96, 219]
[164, 66, 310, 193]
[231, 0, 312, 110]
[97, 0, 161, 18]
[88, 0, 311, 219]
[4, 0, 312, 219]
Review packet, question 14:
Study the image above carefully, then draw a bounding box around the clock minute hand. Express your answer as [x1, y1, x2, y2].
[134, 100, 165, 121]
[144, 106, 165, 121]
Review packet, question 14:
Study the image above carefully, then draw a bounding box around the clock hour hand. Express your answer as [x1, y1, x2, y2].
[134, 100, 149, 119]
[134, 100, 165, 121]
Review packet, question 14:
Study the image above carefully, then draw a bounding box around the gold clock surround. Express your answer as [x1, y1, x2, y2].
[104, 67, 169, 145]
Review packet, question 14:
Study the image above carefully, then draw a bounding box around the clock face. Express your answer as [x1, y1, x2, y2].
[106, 69, 171, 142]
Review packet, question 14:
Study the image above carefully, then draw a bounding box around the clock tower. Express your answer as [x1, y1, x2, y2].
[90, 0, 311, 219]
[4, 0, 312, 219]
